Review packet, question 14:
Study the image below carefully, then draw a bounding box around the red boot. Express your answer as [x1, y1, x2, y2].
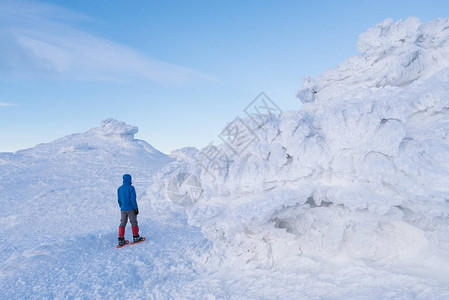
[118, 226, 125, 238]
[118, 227, 126, 246]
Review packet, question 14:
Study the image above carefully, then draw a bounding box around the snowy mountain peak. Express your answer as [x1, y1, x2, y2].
[297, 17, 449, 104]
[91, 118, 139, 141]
[18, 119, 151, 156]
[0, 117, 172, 261]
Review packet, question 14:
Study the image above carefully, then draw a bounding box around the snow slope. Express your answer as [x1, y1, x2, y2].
[2, 17, 449, 299]
[0, 119, 206, 298]
[0, 119, 171, 242]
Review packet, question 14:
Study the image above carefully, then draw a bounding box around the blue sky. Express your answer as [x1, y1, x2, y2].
[1, 0, 448, 153]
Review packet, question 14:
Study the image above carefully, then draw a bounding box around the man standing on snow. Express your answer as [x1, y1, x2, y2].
[117, 174, 145, 246]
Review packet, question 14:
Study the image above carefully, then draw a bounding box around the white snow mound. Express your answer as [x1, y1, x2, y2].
[150, 17, 449, 279]
[94, 118, 139, 140]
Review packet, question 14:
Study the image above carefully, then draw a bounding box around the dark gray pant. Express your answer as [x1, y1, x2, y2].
[119, 210, 138, 227]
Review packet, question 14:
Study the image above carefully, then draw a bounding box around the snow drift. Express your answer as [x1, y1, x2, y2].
[150, 17, 449, 281]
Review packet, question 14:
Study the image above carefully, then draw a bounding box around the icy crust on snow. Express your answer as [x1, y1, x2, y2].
[298, 17, 449, 104]
[149, 18, 449, 283]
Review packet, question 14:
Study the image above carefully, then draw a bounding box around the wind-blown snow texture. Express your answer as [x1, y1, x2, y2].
[150, 17, 449, 298]
[2, 17, 449, 299]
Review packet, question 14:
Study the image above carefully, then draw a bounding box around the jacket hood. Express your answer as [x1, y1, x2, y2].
[123, 174, 132, 185]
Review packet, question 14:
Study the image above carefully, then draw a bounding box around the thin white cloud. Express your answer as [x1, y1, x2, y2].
[0, 0, 212, 84]
[0, 102, 16, 107]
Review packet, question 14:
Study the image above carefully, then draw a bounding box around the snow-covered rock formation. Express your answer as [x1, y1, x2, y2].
[150, 17, 449, 275]
[298, 17, 449, 104]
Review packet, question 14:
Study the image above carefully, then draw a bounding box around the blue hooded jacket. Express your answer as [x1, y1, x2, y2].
[117, 174, 138, 211]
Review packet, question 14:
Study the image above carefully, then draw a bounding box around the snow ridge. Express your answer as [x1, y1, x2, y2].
[298, 17, 449, 105]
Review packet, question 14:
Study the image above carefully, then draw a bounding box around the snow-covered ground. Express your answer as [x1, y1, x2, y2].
[2, 17, 449, 299]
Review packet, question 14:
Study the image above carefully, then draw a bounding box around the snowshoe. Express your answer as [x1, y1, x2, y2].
[133, 235, 145, 243]
[116, 237, 129, 248]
